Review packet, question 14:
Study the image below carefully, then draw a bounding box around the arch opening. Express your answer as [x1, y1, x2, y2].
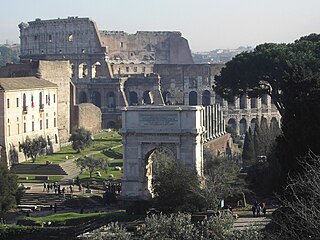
[239, 118, 247, 136]
[79, 91, 87, 103]
[144, 148, 176, 197]
[143, 91, 153, 105]
[92, 91, 101, 107]
[189, 91, 197, 106]
[129, 91, 138, 106]
[107, 91, 116, 109]
[202, 90, 211, 106]
[78, 63, 88, 79]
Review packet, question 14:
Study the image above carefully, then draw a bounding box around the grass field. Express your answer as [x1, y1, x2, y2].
[22, 130, 122, 164]
[24, 210, 132, 226]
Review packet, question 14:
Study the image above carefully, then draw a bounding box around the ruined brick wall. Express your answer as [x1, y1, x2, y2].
[37, 60, 72, 143]
[203, 133, 237, 157]
[75, 103, 101, 133]
[100, 31, 193, 64]
[19, 17, 104, 58]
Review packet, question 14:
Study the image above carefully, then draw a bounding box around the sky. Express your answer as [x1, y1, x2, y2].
[1, 0, 319, 51]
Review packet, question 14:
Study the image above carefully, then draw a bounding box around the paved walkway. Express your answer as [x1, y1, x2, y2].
[233, 210, 273, 230]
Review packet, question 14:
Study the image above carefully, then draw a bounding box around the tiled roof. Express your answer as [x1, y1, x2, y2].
[0, 77, 57, 91]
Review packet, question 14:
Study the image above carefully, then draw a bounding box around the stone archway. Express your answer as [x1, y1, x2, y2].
[202, 90, 211, 106]
[239, 118, 247, 135]
[92, 91, 101, 107]
[79, 91, 87, 103]
[189, 91, 197, 105]
[129, 91, 138, 106]
[121, 106, 205, 199]
[250, 118, 258, 131]
[228, 118, 237, 133]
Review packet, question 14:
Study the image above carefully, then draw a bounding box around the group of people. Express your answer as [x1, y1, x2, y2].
[43, 182, 76, 196]
[251, 201, 267, 217]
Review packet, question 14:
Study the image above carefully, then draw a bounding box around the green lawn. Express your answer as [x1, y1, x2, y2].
[77, 159, 123, 187]
[17, 175, 63, 183]
[22, 130, 122, 164]
[24, 210, 135, 226]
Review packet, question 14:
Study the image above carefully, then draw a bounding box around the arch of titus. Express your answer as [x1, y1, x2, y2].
[120, 105, 225, 199]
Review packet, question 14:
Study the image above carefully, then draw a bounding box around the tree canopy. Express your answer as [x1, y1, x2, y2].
[20, 136, 47, 162]
[0, 163, 18, 211]
[215, 34, 320, 184]
[0, 46, 19, 66]
[69, 127, 92, 153]
[76, 156, 109, 178]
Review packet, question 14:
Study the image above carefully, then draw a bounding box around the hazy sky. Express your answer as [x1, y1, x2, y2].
[1, 0, 319, 51]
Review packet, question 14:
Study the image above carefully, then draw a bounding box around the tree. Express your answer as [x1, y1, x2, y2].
[76, 156, 109, 178]
[0, 46, 19, 66]
[268, 153, 320, 239]
[242, 127, 255, 167]
[69, 127, 92, 153]
[0, 163, 18, 211]
[214, 34, 320, 184]
[200, 156, 246, 211]
[92, 213, 265, 240]
[20, 136, 47, 162]
[152, 156, 203, 212]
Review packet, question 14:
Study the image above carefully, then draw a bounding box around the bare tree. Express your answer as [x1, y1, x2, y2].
[270, 152, 320, 239]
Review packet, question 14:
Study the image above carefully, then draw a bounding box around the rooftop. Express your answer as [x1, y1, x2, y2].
[0, 77, 57, 91]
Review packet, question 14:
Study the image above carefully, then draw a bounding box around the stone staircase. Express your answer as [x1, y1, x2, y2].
[18, 192, 72, 209]
[11, 164, 67, 175]
[59, 159, 81, 179]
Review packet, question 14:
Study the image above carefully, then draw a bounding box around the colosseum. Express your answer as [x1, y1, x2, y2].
[18, 17, 280, 133]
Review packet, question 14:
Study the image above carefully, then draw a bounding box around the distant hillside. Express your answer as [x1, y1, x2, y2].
[192, 46, 253, 64]
[0, 44, 20, 66]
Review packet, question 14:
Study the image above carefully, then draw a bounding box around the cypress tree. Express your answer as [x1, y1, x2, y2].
[242, 127, 255, 167]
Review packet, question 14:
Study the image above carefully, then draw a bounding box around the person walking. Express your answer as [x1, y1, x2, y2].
[251, 205, 256, 217]
[256, 204, 261, 217]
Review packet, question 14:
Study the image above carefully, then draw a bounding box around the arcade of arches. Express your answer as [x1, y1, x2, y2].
[227, 116, 280, 135]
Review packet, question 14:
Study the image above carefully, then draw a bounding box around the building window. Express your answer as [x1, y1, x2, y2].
[54, 118, 56, 127]
[23, 93, 27, 112]
[32, 122, 34, 131]
[7, 98, 9, 108]
[16, 98, 19, 107]
[142, 67, 146, 72]
[24, 123, 26, 133]
[49, 34, 52, 42]
[34, 35, 38, 41]
[133, 67, 137, 72]
[53, 94, 56, 103]
[46, 119, 48, 129]
[126, 67, 129, 72]
[8, 125, 10, 136]
[17, 123, 20, 134]
[7, 118, 10, 123]
[68, 33, 73, 42]
[40, 120, 42, 130]
[120, 42, 124, 48]
[55, 134, 58, 144]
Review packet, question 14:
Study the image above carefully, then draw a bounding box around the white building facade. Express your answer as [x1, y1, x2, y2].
[0, 77, 60, 167]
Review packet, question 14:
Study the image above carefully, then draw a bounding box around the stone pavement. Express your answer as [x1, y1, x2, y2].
[233, 210, 273, 230]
